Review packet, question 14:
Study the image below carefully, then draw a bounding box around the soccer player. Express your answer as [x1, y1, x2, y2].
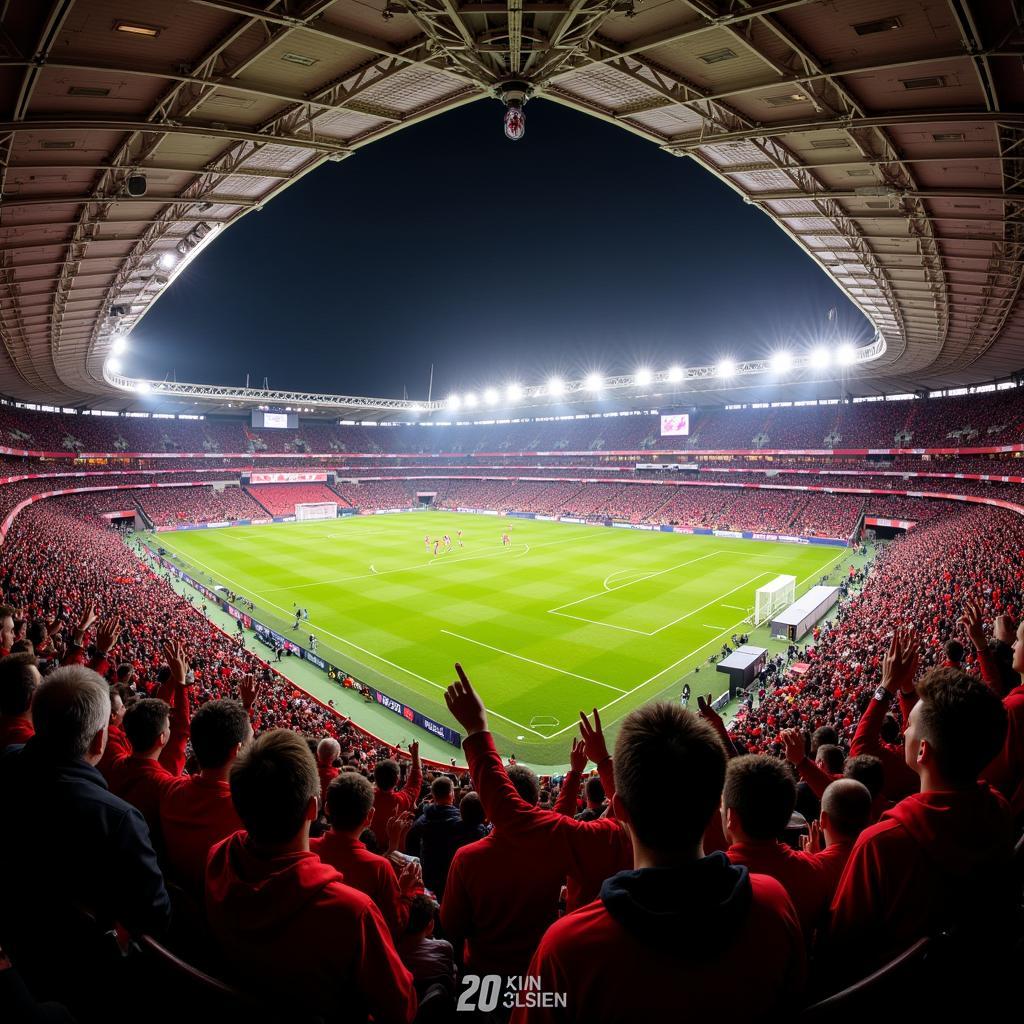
[443, 534, 451, 549]
[433, 540, 440, 557]
[424, 535, 430, 550]
[457, 529, 464, 548]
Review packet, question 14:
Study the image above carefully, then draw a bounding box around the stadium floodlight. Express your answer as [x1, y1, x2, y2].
[111, 334, 127, 355]
[107, 357, 122, 374]
[447, 393, 461, 410]
[483, 387, 499, 405]
[464, 392, 478, 408]
[506, 382, 523, 402]
[409, 404, 422, 415]
[158, 253, 176, 270]
[810, 345, 832, 370]
[837, 343, 856, 366]
[771, 350, 793, 374]
[135, 380, 151, 394]
[717, 358, 736, 378]
[585, 372, 604, 392]
[635, 367, 653, 387]
[667, 365, 684, 383]
[546, 375, 565, 396]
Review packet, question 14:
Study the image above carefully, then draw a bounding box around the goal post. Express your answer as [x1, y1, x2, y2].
[754, 575, 796, 626]
[295, 501, 338, 522]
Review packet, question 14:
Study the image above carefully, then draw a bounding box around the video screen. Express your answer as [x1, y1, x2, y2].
[660, 413, 690, 437]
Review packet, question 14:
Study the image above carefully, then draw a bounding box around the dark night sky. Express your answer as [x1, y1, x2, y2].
[128, 98, 872, 401]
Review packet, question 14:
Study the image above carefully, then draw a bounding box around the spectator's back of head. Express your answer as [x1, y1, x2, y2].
[810, 726, 838, 754]
[0, 652, 40, 717]
[326, 771, 375, 831]
[30, 665, 109, 761]
[613, 702, 726, 854]
[844, 754, 884, 800]
[405, 893, 438, 937]
[906, 668, 1007, 786]
[431, 775, 453, 804]
[122, 698, 170, 754]
[508, 764, 540, 806]
[190, 699, 252, 770]
[374, 758, 399, 791]
[723, 755, 796, 841]
[230, 729, 319, 845]
[820, 779, 872, 842]
[944, 639, 964, 667]
[584, 776, 605, 807]
[316, 736, 340, 766]
[816, 743, 845, 775]
[459, 791, 485, 828]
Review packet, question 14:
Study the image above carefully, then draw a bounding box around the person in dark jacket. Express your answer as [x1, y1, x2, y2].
[406, 775, 469, 897]
[0, 665, 170, 1011]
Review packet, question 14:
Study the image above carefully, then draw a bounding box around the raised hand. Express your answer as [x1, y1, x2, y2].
[385, 810, 414, 855]
[238, 673, 261, 710]
[161, 640, 189, 687]
[72, 604, 98, 646]
[779, 727, 806, 765]
[568, 736, 588, 774]
[881, 626, 919, 694]
[95, 615, 121, 657]
[800, 820, 824, 854]
[994, 613, 1016, 646]
[959, 602, 986, 650]
[578, 707, 609, 764]
[397, 857, 423, 895]
[696, 693, 723, 728]
[408, 740, 420, 768]
[444, 663, 488, 736]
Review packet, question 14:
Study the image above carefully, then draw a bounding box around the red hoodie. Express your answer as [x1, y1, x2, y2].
[826, 784, 1014, 978]
[442, 732, 632, 978]
[160, 774, 242, 895]
[510, 856, 804, 1023]
[205, 831, 416, 1024]
[0, 715, 33, 751]
[310, 829, 410, 937]
[982, 684, 1024, 816]
[849, 689, 919, 801]
[96, 721, 129, 780]
[370, 760, 422, 845]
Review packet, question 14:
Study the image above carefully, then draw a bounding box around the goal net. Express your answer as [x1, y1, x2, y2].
[295, 502, 337, 522]
[754, 575, 796, 626]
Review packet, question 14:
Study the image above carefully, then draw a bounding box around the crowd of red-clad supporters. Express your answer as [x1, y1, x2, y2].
[245, 483, 348, 516]
[133, 486, 268, 527]
[5, 383, 1024, 456]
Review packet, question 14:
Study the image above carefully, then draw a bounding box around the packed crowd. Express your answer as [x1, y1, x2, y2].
[245, 483, 349, 516]
[5, 384, 1024, 458]
[134, 487, 268, 527]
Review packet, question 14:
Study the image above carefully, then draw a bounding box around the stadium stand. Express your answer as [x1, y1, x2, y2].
[1, 401, 1022, 1022]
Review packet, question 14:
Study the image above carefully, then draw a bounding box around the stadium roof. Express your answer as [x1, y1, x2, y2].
[1, 0, 1024, 416]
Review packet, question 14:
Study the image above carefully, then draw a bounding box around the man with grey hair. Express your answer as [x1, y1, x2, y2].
[0, 665, 170, 1007]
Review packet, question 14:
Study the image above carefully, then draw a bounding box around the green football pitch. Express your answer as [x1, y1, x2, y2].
[153, 512, 847, 763]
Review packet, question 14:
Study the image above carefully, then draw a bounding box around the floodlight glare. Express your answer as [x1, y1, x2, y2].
[585, 372, 604, 392]
[667, 365, 684, 383]
[135, 380, 151, 394]
[810, 346, 831, 369]
[506, 382, 523, 402]
[771, 351, 793, 373]
[483, 387, 499, 405]
[464, 392, 478, 408]
[635, 367, 653, 387]
[837, 343, 856, 366]
[158, 253, 176, 270]
[717, 358, 736, 378]
[111, 334, 127, 355]
[546, 376, 565, 396]
[447, 393, 461, 410]
[107, 357, 122, 374]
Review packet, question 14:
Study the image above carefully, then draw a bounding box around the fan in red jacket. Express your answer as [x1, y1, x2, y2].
[0, 653, 38, 750]
[825, 660, 1013, 983]
[311, 771, 420, 937]
[161, 697, 251, 895]
[316, 736, 341, 803]
[107, 657, 191, 841]
[205, 729, 416, 1024]
[440, 668, 805, 1023]
[369, 743, 422, 845]
[964, 606, 1024, 816]
[723, 754, 834, 936]
[442, 702, 631, 983]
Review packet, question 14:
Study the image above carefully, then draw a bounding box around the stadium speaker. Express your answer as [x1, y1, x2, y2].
[126, 172, 148, 197]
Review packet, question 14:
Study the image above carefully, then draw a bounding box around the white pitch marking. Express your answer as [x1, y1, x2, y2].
[440, 629, 627, 694]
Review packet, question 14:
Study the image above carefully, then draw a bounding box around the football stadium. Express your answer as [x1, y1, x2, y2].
[1, 1, 1023, 1021]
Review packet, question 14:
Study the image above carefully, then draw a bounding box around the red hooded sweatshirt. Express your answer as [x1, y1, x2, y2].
[826, 784, 1014, 979]
[982, 684, 1024, 816]
[205, 831, 416, 1024]
[310, 829, 410, 937]
[441, 732, 632, 978]
[510, 856, 804, 1023]
[370, 759, 422, 845]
